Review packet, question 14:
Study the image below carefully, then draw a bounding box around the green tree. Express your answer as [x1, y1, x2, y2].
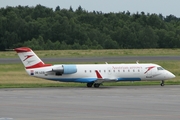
[137, 26, 158, 48]
[55, 6, 60, 11]
[1, 5, 180, 50]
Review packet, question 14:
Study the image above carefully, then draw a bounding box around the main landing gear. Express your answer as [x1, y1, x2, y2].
[94, 83, 100, 88]
[87, 82, 94, 87]
[86, 82, 100, 88]
[160, 80, 164, 86]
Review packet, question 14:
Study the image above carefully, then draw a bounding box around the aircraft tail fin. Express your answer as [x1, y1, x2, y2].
[14, 47, 52, 69]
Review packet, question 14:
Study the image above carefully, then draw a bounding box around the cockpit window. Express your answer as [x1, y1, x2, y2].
[157, 67, 164, 70]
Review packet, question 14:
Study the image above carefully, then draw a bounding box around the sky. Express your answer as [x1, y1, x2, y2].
[0, 0, 180, 17]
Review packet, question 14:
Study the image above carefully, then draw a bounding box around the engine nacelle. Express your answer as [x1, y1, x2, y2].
[52, 65, 77, 75]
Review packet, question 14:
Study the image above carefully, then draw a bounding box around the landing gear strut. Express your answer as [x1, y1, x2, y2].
[160, 80, 164, 86]
[94, 83, 100, 88]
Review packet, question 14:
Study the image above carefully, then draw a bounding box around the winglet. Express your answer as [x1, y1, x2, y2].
[95, 70, 103, 78]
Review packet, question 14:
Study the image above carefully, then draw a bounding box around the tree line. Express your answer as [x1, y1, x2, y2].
[0, 5, 180, 50]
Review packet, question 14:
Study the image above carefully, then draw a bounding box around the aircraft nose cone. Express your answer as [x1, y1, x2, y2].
[167, 71, 175, 79]
[171, 73, 176, 78]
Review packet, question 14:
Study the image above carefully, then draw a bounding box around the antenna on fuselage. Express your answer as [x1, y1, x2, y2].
[136, 60, 139, 64]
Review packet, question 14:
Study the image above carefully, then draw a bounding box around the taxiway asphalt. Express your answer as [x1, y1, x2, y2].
[0, 56, 180, 64]
[0, 85, 180, 120]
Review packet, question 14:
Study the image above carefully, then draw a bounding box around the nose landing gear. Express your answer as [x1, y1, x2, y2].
[160, 80, 164, 86]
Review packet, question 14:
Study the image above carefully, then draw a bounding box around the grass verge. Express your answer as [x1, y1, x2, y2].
[1, 48, 180, 58]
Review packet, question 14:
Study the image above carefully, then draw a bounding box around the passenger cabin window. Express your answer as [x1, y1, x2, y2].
[157, 67, 164, 70]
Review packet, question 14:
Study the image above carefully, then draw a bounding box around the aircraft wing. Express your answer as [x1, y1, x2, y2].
[94, 70, 118, 83]
[94, 78, 118, 83]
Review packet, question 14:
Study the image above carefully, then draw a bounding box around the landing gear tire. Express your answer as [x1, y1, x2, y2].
[94, 83, 100, 88]
[87, 82, 94, 88]
[160, 80, 164, 86]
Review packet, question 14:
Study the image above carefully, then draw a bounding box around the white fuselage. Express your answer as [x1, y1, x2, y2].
[25, 63, 175, 83]
[14, 47, 175, 87]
